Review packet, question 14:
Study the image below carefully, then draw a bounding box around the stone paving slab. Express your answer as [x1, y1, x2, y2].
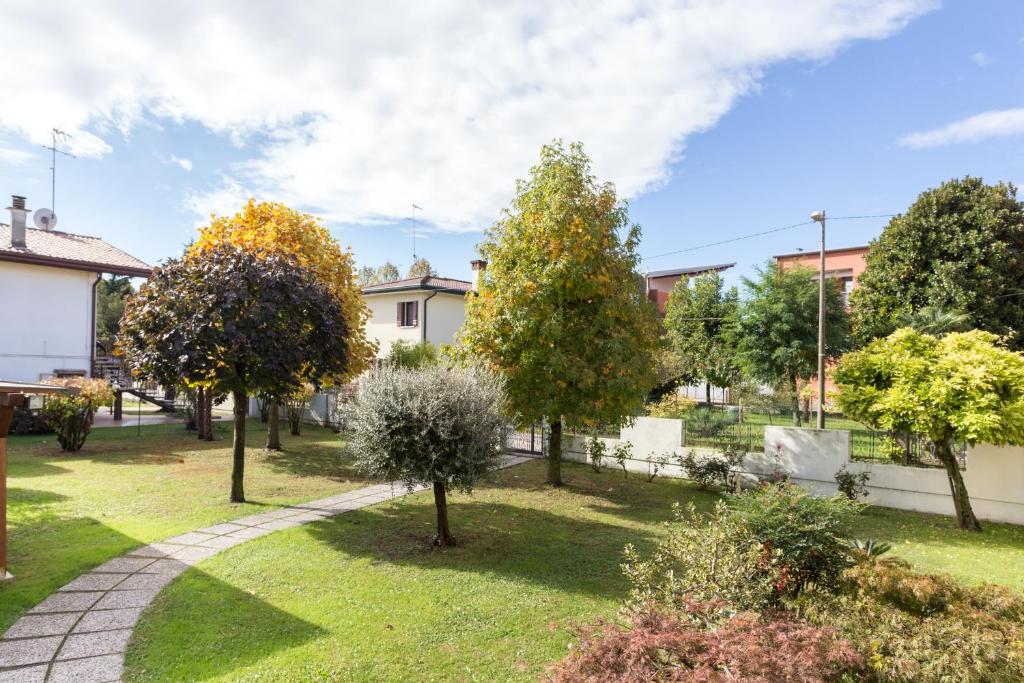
[0, 453, 535, 682]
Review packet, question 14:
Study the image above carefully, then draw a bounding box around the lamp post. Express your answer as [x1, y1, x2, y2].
[810, 210, 827, 430]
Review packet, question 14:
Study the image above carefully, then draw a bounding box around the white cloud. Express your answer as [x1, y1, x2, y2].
[899, 108, 1024, 148]
[168, 154, 193, 172]
[0, 1, 934, 231]
[0, 147, 34, 164]
[971, 51, 991, 66]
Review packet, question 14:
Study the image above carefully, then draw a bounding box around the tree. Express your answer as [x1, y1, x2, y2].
[663, 272, 740, 405]
[343, 364, 506, 546]
[901, 305, 972, 336]
[851, 177, 1024, 348]
[735, 263, 849, 426]
[120, 245, 351, 502]
[835, 329, 1024, 532]
[386, 340, 439, 368]
[189, 200, 374, 450]
[95, 276, 133, 341]
[407, 257, 437, 278]
[459, 140, 660, 486]
[284, 383, 315, 436]
[358, 261, 401, 286]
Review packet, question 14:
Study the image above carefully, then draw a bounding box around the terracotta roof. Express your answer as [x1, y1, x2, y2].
[362, 276, 472, 294]
[645, 263, 735, 279]
[773, 245, 869, 260]
[0, 224, 152, 277]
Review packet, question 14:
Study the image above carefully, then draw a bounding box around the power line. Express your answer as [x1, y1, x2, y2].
[641, 213, 896, 262]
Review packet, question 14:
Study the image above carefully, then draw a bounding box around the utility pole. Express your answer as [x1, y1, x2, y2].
[42, 128, 75, 213]
[811, 210, 827, 429]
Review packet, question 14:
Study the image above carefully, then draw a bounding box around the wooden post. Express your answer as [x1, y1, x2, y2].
[0, 394, 24, 581]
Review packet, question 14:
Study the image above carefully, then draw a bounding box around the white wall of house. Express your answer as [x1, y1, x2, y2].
[0, 261, 97, 382]
[363, 290, 467, 357]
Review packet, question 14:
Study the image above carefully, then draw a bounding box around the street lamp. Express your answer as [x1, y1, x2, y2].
[810, 210, 826, 429]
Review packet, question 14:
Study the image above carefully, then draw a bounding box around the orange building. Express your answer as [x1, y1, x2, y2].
[644, 262, 735, 314]
[773, 245, 869, 307]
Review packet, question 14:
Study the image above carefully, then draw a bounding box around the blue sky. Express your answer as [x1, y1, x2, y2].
[1, 1, 1021, 287]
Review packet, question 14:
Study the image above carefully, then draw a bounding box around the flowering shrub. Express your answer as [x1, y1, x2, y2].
[612, 442, 632, 477]
[677, 450, 733, 490]
[547, 604, 863, 682]
[645, 394, 696, 419]
[834, 466, 871, 500]
[40, 377, 114, 452]
[586, 436, 606, 473]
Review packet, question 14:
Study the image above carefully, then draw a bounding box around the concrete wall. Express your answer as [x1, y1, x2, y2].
[562, 417, 1024, 525]
[363, 290, 467, 357]
[0, 261, 97, 382]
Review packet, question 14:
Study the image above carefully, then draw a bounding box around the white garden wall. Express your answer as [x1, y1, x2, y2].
[562, 417, 1024, 526]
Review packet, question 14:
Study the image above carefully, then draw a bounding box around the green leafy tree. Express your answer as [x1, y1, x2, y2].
[119, 245, 351, 502]
[901, 305, 972, 336]
[343, 364, 506, 546]
[386, 340, 439, 368]
[95, 275, 133, 341]
[407, 257, 437, 278]
[851, 177, 1024, 348]
[459, 140, 661, 486]
[735, 263, 849, 426]
[663, 271, 740, 405]
[835, 328, 1024, 531]
[358, 261, 401, 286]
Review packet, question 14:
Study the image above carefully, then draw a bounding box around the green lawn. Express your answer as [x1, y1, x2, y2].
[1, 419, 369, 634]
[124, 460, 1024, 682]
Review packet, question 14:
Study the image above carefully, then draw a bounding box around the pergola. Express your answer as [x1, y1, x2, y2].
[0, 381, 69, 580]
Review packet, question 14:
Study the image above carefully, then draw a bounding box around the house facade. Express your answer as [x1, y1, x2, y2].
[0, 195, 151, 383]
[644, 263, 735, 314]
[773, 245, 869, 307]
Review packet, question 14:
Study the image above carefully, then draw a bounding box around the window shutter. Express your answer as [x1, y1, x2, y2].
[397, 302, 403, 326]
[412, 301, 419, 326]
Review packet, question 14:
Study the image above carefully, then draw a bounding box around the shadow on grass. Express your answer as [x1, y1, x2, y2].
[305, 498, 658, 601]
[125, 569, 327, 682]
[261, 443, 363, 481]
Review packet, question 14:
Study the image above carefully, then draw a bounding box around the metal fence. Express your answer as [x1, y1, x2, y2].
[504, 423, 546, 457]
[853, 430, 966, 468]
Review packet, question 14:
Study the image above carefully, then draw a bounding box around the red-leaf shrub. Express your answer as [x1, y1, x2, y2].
[547, 604, 862, 682]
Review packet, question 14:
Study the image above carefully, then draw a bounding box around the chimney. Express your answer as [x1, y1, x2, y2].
[6, 195, 27, 249]
[470, 259, 487, 291]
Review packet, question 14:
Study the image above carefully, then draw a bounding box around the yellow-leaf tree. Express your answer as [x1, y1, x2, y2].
[189, 200, 376, 448]
[459, 141, 660, 486]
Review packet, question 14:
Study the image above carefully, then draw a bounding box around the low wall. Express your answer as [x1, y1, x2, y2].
[564, 417, 1024, 525]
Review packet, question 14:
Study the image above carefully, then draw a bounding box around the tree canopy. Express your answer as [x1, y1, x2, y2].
[459, 140, 660, 485]
[343, 364, 506, 546]
[95, 275, 134, 341]
[190, 199, 374, 381]
[835, 328, 1024, 531]
[735, 263, 850, 425]
[851, 177, 1024, 348]
[663, 272, 740, 404]
[358, 261, 401, 286]
[407, 257, 437, 278]
[120, 244, 351, 501]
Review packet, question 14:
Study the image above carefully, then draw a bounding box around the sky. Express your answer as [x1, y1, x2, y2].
[1, 1, 1022, 287]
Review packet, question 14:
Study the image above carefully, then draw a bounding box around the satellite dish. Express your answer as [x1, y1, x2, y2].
[33, 208, 57, 230]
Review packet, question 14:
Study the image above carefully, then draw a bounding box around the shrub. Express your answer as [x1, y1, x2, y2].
[586, 436, 606, 473]
[646, 452, 670, 483]
[40, 377, 114, 452]
[834, 466, 870, 500]
[10, 404, 51, 435]
[547, 604, 863, 683]
[386, 339, 439, 369]
[798, 560, 1024, 682]
[678, 450, 732, 490]
[342, 364, 506, 546]
[623, 502, 782, 616]
[729, 483, 862, 593]
[612, 442, 631, 477]
[284, 383, 315, 436]
[645, 394, 696, 419]
[686, 405, 736, 439]
[847, 538, 892, 562]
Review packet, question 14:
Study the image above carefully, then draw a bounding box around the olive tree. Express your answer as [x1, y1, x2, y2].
[342, 364, 506, 546]
[835, 328, 1024, 531]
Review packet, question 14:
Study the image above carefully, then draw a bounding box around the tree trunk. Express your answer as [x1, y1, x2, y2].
[194, 387, 205, 436]
[936, 439, 981, 532]
[705, 382, 711, 406]
[266, 402, 282, 451]
[547, 418, 563, 487]
[433, 481, 454, 546]
[203, 389, 214, 441]
[230, 388, 247, 503]
[791, 376, 801, 427]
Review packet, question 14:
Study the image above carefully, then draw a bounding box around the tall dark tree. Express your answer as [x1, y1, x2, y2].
[735, 263, 850, 426]
[95, 276, 134, 341]
[851, 177, 1024, 348]
[119, 245, 351, 502]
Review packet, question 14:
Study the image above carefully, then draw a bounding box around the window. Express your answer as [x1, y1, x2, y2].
[397, 300, 418, 327]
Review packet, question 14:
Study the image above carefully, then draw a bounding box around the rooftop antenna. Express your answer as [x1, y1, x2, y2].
[41, 128, 75, 214]
[410, 203, 422, 260]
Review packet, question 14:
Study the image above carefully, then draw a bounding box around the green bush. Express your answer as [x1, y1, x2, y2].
[586, 436, 606, 473]
[645, 394, 696, 419]
[10, 404, 51, 435]
[677, 450, 732, 490]
[729, 483, 862, 593]
[622, 502, 782, 617]
[835, 466, 871, 500]
[40, 377, 114, 452]
[612, 442, 631, 477]
[386, 339, 439, 369]
[798, 560, 1024, 682]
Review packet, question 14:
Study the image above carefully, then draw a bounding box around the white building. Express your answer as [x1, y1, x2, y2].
[0, 195, 151, 382]
[361, 260, 484, 357]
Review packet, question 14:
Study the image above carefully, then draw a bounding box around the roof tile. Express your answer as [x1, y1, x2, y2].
[0, 225, 151, 277]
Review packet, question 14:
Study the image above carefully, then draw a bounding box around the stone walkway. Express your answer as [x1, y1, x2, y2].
[0, 454, 532, 682]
